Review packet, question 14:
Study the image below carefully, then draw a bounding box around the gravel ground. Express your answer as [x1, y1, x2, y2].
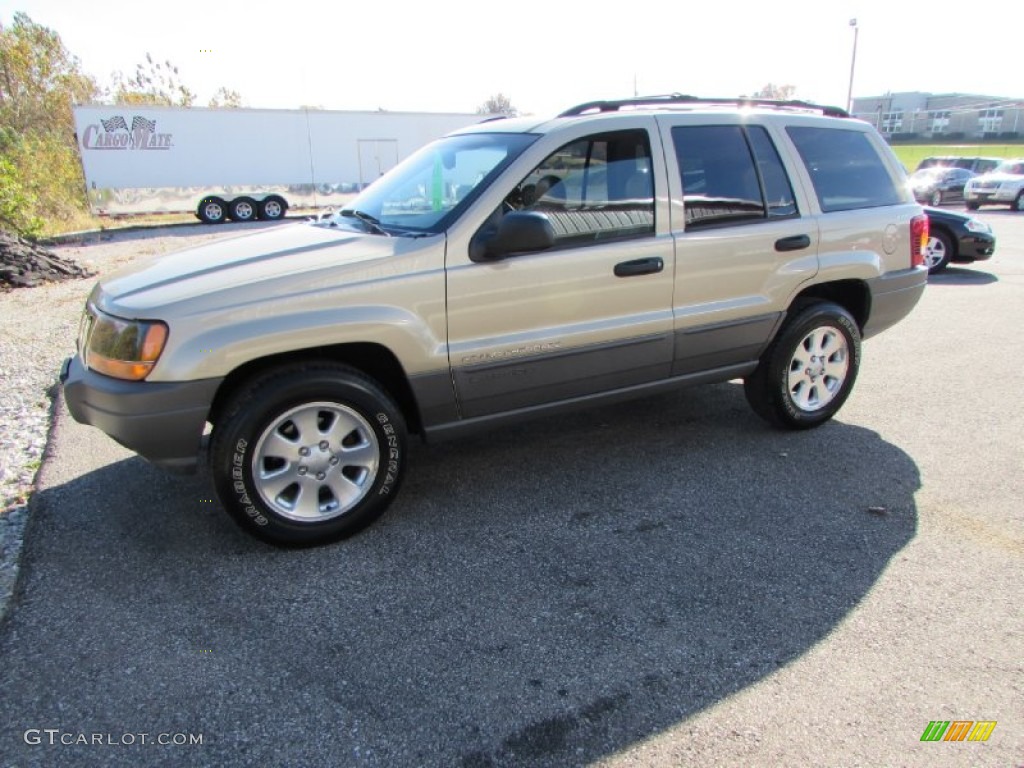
[0, 220, 289, 618]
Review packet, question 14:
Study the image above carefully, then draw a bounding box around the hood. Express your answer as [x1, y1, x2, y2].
[96, 222, 418, 316]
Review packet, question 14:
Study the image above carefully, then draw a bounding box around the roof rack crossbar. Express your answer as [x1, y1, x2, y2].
[558, 94, 850, 119]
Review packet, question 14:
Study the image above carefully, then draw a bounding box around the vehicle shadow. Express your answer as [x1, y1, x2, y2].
[928, 266, 998, 285]
[3, 384, 920, 767]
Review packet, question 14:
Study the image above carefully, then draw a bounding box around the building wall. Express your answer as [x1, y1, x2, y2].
[851, 92, 1024, 139]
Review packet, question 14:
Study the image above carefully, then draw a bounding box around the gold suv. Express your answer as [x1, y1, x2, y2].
[63, 95, 929, 546]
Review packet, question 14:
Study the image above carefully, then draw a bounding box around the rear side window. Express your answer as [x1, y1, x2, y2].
[671, 125, 797, 229]
[787, 127, 903, 212]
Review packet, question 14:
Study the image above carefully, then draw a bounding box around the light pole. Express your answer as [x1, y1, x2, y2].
[846, 19, 859, 114]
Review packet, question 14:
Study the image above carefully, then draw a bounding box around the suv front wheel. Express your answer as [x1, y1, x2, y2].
[210, 363, 406, 546]
[744, 301, 861, 429]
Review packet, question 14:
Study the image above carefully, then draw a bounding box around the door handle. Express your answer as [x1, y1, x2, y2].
[775, 235, 811, 252]
[614, 257, 664, 277]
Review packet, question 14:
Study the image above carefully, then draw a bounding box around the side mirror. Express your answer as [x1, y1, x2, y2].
[470, 211, 556, 262]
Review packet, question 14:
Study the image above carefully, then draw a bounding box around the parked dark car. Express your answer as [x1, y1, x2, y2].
[916, 155, 1002, 174]
[923, 206, 996, 274]
[909, 167, 974, 206]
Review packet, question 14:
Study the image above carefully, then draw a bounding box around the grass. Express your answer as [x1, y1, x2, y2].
[891, 143, 1024, 172]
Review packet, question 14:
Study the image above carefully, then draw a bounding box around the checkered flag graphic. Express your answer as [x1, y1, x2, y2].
[131, 116, 157, 132]
[100, 116, 128, 132]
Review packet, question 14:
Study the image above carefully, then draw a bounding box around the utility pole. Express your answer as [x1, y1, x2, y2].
[846, 19, 859, 114]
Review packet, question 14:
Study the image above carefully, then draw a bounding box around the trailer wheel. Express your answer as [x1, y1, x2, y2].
[198, 197, 228, 224]
[228, 197, 258, 222]
[258, 196, 288, 221]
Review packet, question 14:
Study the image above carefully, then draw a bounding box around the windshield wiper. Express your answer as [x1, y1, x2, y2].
[340, 209, 391, 237]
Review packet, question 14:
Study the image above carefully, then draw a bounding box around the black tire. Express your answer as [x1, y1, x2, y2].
[1014, 191, 1024, 212]
[965, 201, 980, 211]
[228, 197, 258, 222]
[209, 363, 407, 546]
[258, 196, 288, 220]
[924, 229, 953, 274]
[744, 301, 861, 430]
[197, 197, 228, 224]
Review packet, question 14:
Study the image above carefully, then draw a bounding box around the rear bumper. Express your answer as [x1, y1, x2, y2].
[61, 355, 222, 473]
[862, 267, 928, 340]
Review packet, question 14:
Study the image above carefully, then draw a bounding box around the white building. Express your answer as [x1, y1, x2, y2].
[851, 92, 1024, 139]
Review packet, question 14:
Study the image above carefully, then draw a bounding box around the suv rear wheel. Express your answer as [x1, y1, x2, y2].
[744, 301, 861, 429]
[210, 363, 406, 546]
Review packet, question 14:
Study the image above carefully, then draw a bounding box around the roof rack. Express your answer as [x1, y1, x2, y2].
[558, 94, 850, 119]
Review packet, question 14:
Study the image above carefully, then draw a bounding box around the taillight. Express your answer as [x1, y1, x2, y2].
[910, 214, 929, 268]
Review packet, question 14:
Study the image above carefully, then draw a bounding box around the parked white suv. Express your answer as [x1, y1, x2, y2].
[964, 158, 1024, 211]
[62, 95, 929, 546]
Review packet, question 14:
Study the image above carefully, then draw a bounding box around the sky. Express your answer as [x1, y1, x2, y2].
[2, 0, 1020, 117]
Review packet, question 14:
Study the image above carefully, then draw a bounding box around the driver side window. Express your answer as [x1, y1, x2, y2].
[504, 129, 655, 246]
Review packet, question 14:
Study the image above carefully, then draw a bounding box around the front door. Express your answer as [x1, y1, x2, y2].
[445, 126, 676, 419]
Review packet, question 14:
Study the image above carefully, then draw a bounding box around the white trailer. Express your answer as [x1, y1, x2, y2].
[72, 105, 488, 223]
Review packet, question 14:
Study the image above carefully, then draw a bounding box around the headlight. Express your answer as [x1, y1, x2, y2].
[80, 305, 168, 381]
[964, 219, 991, 234]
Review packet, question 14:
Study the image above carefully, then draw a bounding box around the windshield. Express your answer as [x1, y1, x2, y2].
[336, 132, 537, 235]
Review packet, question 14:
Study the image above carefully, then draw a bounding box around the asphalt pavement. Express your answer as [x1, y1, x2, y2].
[1, 209, 1021, 767]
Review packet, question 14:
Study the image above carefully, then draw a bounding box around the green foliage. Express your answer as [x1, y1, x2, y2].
[0, 12, 98, 136]
[111, 52, 196, 106]
[10, 133, 87, 222]
[0, 154, 43, 237]
[0, 13, 244, 235]
[0, 12, 97, 236]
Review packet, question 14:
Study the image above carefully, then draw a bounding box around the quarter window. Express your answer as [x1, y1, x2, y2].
[787, 127, 904, 212]
[671, 125, 797, 229]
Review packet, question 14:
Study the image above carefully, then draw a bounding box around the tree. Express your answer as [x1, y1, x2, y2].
[0, 13, 99, 236]
[0, 12, 98, 134]
[751, 84, 797, 101]
[111, 53, 196, 106]
[208, 86, 242, 108]
[477, 93, 518, 117]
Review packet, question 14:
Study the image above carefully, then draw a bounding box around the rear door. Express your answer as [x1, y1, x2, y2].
[656, 116, 819, 375]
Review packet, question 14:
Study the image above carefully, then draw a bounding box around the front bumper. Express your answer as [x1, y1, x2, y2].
[955, 232, 996, 262]
[60, 355, 223, 473]
[862, 267, 928, 340]
[965, 188, 1015, 204]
